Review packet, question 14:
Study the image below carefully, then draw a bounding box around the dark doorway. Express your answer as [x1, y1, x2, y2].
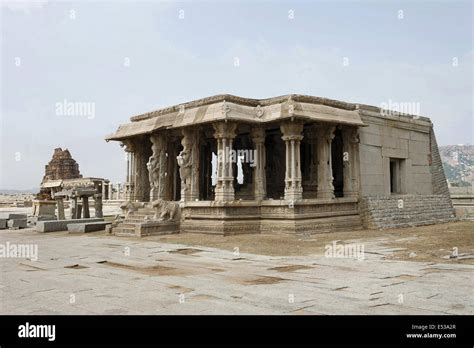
[390, 158, 402, 194]
[265, 129, 285, 199]
[331, 128, 344, 197]
[199, 138, 215, 200]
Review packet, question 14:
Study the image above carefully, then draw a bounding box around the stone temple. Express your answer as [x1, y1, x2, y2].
[106, 94, 455, 236]
[42, 148, 82, 182]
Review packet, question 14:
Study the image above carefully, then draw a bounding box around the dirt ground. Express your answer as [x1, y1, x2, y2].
[151, 221, 474, 264]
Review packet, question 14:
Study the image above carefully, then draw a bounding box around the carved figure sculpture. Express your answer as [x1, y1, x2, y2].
[151, 199, 179, 221]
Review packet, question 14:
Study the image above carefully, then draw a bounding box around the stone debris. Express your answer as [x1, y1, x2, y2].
[0, 214, 28, 230]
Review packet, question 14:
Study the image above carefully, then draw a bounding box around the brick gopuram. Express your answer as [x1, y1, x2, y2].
[106, 94, 455, 236]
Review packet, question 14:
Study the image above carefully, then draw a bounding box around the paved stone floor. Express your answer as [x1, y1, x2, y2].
[0, 228, 473, 315]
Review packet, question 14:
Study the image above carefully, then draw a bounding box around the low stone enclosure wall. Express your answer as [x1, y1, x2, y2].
[359, 195, 456, 229]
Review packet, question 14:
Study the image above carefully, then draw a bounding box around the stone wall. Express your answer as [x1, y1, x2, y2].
[358, 108, 433, 196]
[359, 195, 455, 229]
[430, 127, 451, 197]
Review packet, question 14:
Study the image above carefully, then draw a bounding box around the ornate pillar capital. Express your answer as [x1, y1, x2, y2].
[213, 122, 237, 140]
[121, 139, 135, 153]
[280, 121, 304, 139]
[250, 127, 265, 144]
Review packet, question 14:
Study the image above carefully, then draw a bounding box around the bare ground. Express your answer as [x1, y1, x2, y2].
[150, 221, 474, 264]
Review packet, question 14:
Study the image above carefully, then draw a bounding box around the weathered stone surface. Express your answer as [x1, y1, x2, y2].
[7, 219, 27, 229]
[68, 222, 111, 233]
[36, 218, 104, 233]
[1, 226, 472, 315]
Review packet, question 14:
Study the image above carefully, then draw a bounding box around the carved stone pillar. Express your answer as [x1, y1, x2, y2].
[122, 141, 135, 201]
[133, 140, 150, 202]
[178, 129, 200, 202]
[147, 134, 167, 202]
[250, 127, 266, 201]
[280, 121, 304, 201]
[213, 122, 237, 202]
[315, 125, 336, 199]
[342, 127, 360, 198]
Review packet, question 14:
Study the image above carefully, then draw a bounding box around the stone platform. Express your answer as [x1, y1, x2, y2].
[180, 198, 361, 235]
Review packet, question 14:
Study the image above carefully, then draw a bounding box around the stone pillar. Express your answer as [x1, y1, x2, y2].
[280, 121, 304, 201]
[116, 183, 121, 200]
[94, 193, 103, 218]
[148, 134, 167, 202]
[315, 125, 336, 199]
[70, 196, 78, 219]
[178, 129, 200, 201]
[342, 127, 360, 198]
[56, 198, 65, 220]
[123, 140, 136, 201]
[101, 181, 106, 200]
[250, 127, 266, 200]
[213, 122, 237, 202]
[82, 196, 90, 218]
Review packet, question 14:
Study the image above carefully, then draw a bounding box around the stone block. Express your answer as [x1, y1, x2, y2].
[0, 219, 7, 229]
[0, 213, 27, 220]
[36, 218, 104, 233]
[382, 146, 408, 159]
[7, 219, 27, 229]
[68, 222, 111, 233]
[409, 139, 430, 154]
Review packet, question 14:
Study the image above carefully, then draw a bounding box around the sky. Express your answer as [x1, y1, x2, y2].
[1, 0, 473, 190]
